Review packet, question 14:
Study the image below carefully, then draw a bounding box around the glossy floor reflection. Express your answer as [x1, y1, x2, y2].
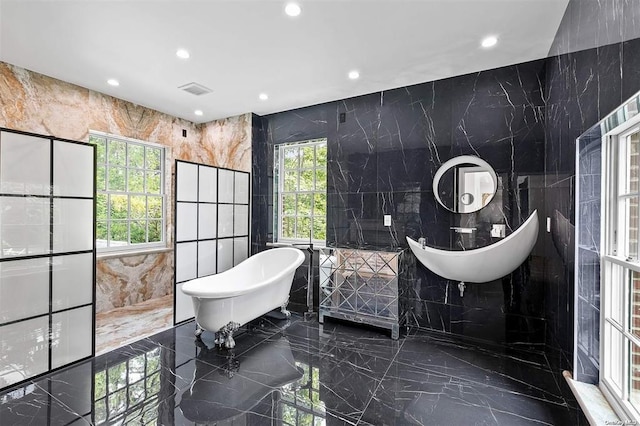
[95, 295, 173, 355]
[0, 315, 585, 425]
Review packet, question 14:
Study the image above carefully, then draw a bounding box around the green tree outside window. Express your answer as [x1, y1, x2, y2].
[90, 134, 165, 251]
[278, 139, 327, 242]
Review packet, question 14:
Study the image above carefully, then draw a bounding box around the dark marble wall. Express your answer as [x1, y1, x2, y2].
[543, 0, 640, 377]
[251, 113, 270, 255]
[575, 127, 602, 384]
[253, 59, 548, 349]
[249, 0, 640, 388]
[548, 0, 640, 57]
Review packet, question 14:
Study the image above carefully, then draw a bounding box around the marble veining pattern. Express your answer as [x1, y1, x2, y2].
[96, 252, 174, 312]
[544, 0, 640, 379]
[253, 59, 548, 350]
[0, 62, 252, 312]
[250, 0, 640, 386]
[200, 116, 252, 172]
[0, 316, 587, 425]
[95, 295, 173, 355]
[548, 0, 640, 57]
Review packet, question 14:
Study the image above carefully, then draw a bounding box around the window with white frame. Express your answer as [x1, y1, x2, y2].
[89, 132, 165, 251]
[275, 139, 327, 244]
[93, 347, 162, 424]
[602, 115, 640, 421]
[280, 361, 326, 424]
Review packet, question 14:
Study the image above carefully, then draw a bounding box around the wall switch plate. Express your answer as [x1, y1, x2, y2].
[384, 215, 391, 227]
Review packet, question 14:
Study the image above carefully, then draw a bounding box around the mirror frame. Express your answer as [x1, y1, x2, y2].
[433, 155, 498, 213]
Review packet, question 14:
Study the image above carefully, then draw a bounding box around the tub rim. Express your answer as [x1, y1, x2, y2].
[181, 247, 305, 298]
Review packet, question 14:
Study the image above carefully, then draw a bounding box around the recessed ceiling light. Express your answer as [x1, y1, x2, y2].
[194, 110, 203, 116]
[481, 36, 498, 48]
[285, 2, 301, 17]
[107, 79, 119, 87]
[259, 93, 269, 101]
[176, 49, 190, 59]
[348, 70, 360, 80]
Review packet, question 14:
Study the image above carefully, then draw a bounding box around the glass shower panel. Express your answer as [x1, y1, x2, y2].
[197, 240, 216, 277]
[0, 196, 50, 258]
[51, 306, 93, 369]
[53, 141, 94, 197]
[197, 204, 217, 240]
[0, 131, 50, 196]
[234, 171, 249, 204]
[217, 239, 233, 273]
[174, 161, 250, 325]
[176, 162, 198, 202]
[53, 198, 94, 253]
[51, 253, 94, 311]
[175, 283, 195, 323]
[0, 316, 50, 388]
[176, 202, 198, 242]
[0, 258, 49, 323]
[175, 242, 197, 283]
[217, 205, 234, 238]
[233, 237, 248, 266]
[198, 166, 217, 202]
[233, 205, 249, 236]
[0, 129, 95, 391]
[218, 169, 234, 203]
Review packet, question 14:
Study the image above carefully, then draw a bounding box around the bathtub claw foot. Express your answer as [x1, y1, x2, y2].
[218, 321, 240, 349]
[195, 326, 204, 339]
[281, 298, 292, 318]
[214, 331, 224, 347]
[225, 335, 236, 349]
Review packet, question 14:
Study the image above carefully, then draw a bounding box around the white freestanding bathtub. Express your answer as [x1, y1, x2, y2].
[180, 247, 305, 348]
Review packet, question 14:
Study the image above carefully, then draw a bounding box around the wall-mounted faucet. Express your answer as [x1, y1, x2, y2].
[418, 237, 426, 249]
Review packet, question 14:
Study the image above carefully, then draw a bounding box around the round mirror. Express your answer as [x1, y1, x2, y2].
[433, 155, 497, 213]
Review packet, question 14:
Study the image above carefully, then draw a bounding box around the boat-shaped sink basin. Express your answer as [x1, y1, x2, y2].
[406, 210, 539, 283]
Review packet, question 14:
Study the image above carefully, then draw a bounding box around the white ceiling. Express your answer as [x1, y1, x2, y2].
[0, 0, 569, 124]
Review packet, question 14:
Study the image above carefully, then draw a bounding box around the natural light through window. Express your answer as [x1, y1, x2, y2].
[602, 120, 640, 421]
[276, 139, 327, 244]
[90, 132, 165, 252]
[93, 348, 162, 424]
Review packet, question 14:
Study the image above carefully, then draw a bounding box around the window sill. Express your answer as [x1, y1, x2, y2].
[267, 242, 327, 251]
[97, 246, 173, 260]
[563, 371, 621, 425]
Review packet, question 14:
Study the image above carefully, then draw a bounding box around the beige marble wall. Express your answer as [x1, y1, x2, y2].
[96, 252, 175, 310]
[0, 62, 252, 313]
[200, 117, 252, 172]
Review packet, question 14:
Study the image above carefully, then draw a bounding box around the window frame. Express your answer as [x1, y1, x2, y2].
[279, 360, 326, 424]
[93, 347, 163, 424]
[275, 138, 327, 245]
[90, 131, 167, 254]
[601, 112, 640, 422]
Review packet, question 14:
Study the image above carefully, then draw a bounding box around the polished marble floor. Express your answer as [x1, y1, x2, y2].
[0, 315, 586, 425]
[95, 295, 173, 355]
